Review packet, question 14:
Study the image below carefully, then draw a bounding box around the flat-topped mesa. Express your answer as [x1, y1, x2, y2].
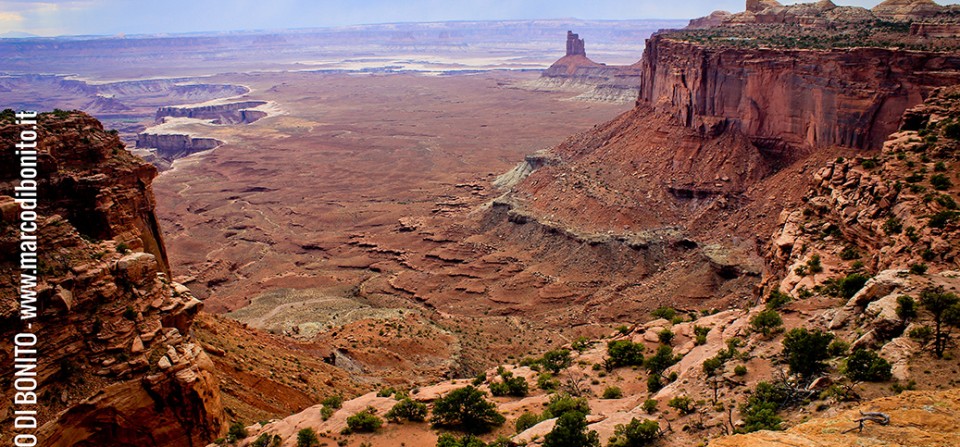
[565, 30, 586, 56]
[873, 0, 945, 21]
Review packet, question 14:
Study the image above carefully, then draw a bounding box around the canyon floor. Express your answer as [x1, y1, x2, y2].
[151, 71, 633, 387]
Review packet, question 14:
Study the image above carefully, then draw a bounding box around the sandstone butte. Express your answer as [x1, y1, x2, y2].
[2, 1, 960, 446]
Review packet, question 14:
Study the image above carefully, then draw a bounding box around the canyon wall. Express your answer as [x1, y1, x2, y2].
[155, 101, 268, 125]
[0, 111, 224, 446]
[136, 133, 222, 161]
[638, 33, 960, 150]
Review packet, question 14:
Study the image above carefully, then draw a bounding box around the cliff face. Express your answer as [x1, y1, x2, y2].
[136, 133, 222, 161]
[535, 30, 645, 103]
[155, 101, 267, 125]
[638, 34, 960, 150]
[0, 111, 224, 446]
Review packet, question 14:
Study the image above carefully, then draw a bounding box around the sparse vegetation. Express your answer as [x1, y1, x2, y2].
[296, 428, 319, 447]
[920, 287, 960, 358]
[782, 328, 834, 379]
[385, 398, 428, 422]
[542, 411, 599, 447]
[667, 395, 695, 415]
[750, 309, 784, 337]
[602, 386, 623, 399]
[844, 349, 892, 382]
[345, 408, 383, 433]
[607, 418, 660, 447]
[605, 340, 645, 369]
[430, 386, 505, 433]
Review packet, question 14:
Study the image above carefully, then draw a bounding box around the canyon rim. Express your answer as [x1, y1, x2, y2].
[2, 1, 960, 447]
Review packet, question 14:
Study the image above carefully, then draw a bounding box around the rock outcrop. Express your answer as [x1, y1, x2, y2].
[534, 31, 644, 103]
[136, 132, 222, 161]
[873, 0, 945, 21]
[155, 101, 268, 125]
[770, 85, 960, 294]
[0, 111, 224, 446]
[638, 33, 960, 150]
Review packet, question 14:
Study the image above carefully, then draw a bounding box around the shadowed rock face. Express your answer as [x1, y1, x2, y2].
[565, 30, 586, 56]
[155, 101, 268, 125]
[136, 133, 223, 161]
[638, 33, 960, 150]
[0, 111, 224, 446]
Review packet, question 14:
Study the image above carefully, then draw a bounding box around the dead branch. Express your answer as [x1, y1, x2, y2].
[842, 411, 890, 434]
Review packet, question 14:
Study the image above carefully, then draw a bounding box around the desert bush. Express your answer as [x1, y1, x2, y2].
[296, 428, 319, 447]
[607, 418, 660, 447]
[750, 309, 783, 337]
[430, 386, 505, 433]
[845, 349, 892, 382]
[602, 386, 623, 399]
[606, 340, 645, 368]
[386, 398, 428, 422]
[782, 328, 834, 379]
[346, 409, 383, 433]
[542, 411, 599, 447]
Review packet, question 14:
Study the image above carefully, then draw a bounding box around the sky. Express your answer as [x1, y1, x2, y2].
[1, 0, 959, 37]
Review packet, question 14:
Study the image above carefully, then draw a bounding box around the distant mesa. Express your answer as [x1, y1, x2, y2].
[155, 100, 268, 125]
[689, 0, 959, 30]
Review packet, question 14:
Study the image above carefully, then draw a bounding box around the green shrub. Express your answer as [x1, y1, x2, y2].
[646, 374, 663, 393]
[377, 387, 397, 398]
[929, 210, 958, 228]
[827, 339, 850, 357]
[642, 399, 658, 414]
[322, 394, 344, 409]
[296, 428, 319, 447]
[541, 349, 572, 374]
[606, 340, 645, 368]
[909, 325, 934, 343]
[693, 325, 710, 346]
[942, 122, 960, 139]
[116, 242, 130, 253]
[602, 386, 623, 399]
[537, 372, 559, 391]
[543, 411, 599, 447]
[472, 372, 486, 386]
[702, 356, 723, 377]
[644, 345, 678, 376]
[766, 289, 792, 309]
[896, 295, 917, 321]
[435, 434, 488, 447]
[884, 217, 903, 235]
[930, 174, 953, 191]
[837, 273, 870, 299]
[657, 329, 674, 345]
[430, 386, 505, 433]
[667, 396, 695, 415]
[607, 418, 660, 447]
[839, 246, 860, 260]
[320, 406, 334, 421]
[226, 422, 247, 443]
[251, 433, 272, 447]
[346, 409, 383, 432]
[543, 393, 590, 419]
[651, 307, 677, 321]
[750, 309, 784, 337]
[782, 328, 834, 379]
[845, 349, 892, 382]
[386, 398, 428, 422]
[734, 365, 748, 376]
[909, 263, 928, 275]
[515, 412, 542, 433]
[738, 382, 787, 433]
[571, 337, 593, 352]
[920, 287, 960, 358]
[489, 370, 529, 397]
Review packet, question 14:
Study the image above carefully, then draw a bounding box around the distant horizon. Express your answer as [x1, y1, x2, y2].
[3, 0, 960, 38]
[0, 17, 690, 40]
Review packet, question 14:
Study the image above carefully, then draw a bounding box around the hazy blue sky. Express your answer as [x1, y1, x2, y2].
[1, 0, 958, 37]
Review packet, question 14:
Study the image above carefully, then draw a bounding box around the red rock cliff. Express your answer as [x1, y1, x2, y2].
[638, 33, 960, 150]
[0, 111, 224, 446]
